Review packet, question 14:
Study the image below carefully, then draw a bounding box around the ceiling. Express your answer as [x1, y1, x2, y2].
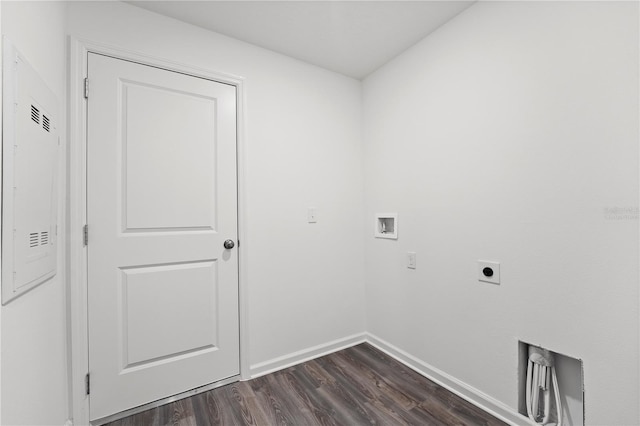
[126, 1, 475, 79]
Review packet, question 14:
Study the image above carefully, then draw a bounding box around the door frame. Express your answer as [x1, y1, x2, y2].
[68, 36, 249, 425]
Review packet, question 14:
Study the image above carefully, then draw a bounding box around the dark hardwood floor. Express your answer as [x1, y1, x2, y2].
[106, 343, 508, 426]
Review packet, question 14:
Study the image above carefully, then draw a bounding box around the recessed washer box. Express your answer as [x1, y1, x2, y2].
[374, 213, 397, 239]
[478, 260, 500, 284]
[2, 38, 60, 304]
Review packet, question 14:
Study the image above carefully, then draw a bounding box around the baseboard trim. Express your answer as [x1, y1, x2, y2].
[365, 333, 529, 426]
[249, 332, 366, 378]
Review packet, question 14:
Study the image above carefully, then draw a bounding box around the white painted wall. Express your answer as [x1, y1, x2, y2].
[67, 0, 365, 373]
[1, 2, 68, 425]
[4, 1, 637, 424]
[363, 1, 639, 424]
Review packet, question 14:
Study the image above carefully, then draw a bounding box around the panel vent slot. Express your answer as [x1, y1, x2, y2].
[42, 115, 50, 132]
[31, 105, 40, 124]
[29, 232, 39, 248]
[40, 231, 49, 245]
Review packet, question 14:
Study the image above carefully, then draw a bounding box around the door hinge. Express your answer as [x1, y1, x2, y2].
[83, 224, 88, 246]
[84, 78, 89, 99]
[85, 373, 90, 395]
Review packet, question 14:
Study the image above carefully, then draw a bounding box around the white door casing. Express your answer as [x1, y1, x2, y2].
[87, 53, 239, 421]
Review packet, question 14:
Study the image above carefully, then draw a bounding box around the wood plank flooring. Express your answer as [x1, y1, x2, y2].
[106, 343, 507, 426]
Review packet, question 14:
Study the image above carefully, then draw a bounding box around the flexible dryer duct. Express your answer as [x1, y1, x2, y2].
[525, 346, 563, 426]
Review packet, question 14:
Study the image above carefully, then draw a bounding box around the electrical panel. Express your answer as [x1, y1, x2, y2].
[2, 38, 59, 304]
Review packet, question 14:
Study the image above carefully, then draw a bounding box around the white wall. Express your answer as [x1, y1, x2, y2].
[363, 1, 639, 424]
[67, 0, 366, 373]
[5, 1, 637, 424]
[1, 2, 68, 425]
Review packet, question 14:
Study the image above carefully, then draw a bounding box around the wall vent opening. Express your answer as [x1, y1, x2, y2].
[29, 232, 39, 248]
[518, 341, 584, 425]
[30, 105, 39, 124]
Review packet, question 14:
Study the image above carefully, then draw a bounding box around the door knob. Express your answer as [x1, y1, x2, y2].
[223, 239, 235, 249]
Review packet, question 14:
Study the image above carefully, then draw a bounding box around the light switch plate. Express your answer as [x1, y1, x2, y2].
[307, 207, 317, 223]
[407, 252, 416, 269]
[478, 260, 500, 284]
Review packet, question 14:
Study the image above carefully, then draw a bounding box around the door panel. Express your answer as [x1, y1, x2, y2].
[122, 81, 217, 231]
[87, 53, 239, 421]
[121, 260, 218, 367]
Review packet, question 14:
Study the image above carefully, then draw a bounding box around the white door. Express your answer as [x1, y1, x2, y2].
[87, 53, 239, 421]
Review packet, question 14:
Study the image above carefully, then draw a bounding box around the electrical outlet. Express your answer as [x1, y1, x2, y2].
[407, 252, 416, 269]
[478, 260, 500, 284]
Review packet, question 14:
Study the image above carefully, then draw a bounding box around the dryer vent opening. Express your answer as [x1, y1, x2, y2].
[518, 341, 584, 426]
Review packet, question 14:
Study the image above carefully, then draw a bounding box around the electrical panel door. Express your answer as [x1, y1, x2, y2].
[2, 38, 59, 303]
